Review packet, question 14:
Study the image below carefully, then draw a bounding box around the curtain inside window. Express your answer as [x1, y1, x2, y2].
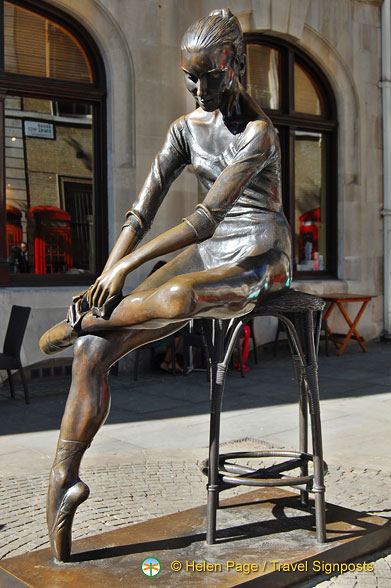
[4, 2, 92, 83]
[246, 44, 280, 110]
[294, 62, 322, 115]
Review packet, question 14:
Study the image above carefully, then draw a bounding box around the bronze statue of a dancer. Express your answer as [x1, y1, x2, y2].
[40, 8, 292, 562]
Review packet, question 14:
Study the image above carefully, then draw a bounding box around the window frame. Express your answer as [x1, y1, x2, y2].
[244, 34, 338, 278]
[0, 0, 107, 286]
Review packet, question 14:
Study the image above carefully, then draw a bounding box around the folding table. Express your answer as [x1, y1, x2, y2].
[322, 293, 374, 356]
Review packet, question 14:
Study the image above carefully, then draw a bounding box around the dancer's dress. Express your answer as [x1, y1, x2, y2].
[129, 107, 292, 302]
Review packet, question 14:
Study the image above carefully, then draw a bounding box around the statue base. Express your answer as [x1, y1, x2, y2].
[1, 487, 390, 588]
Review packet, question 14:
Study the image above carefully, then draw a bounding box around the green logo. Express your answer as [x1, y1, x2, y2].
[142, 557, 161, 577]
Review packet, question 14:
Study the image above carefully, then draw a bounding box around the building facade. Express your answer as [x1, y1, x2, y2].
[0, 0, 388, 375]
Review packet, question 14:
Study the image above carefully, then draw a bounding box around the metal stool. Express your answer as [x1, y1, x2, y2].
[200, 289, 327, 545]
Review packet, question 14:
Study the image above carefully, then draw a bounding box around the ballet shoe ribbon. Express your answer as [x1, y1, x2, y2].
[67, 290, 123, 327]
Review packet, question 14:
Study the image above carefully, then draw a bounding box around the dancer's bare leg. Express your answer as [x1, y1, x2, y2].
[44, 247, 290, 561]
[47, 323, 184, 562]
[42, 248, 290, 354]
[44, 248, 204, 561]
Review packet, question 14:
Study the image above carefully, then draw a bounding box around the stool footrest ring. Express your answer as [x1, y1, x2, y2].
[201, 450, 328, 489]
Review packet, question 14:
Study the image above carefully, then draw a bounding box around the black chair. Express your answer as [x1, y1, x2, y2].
[0, 305, 31, 404]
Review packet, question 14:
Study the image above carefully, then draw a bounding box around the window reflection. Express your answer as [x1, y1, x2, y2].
[294, 131, 327, 271]
[246, 44, 280, 110]
[5, 96, 95, 276]
[294, 62, 323, 115]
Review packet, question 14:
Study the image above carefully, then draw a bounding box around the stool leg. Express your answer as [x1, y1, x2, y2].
[299, 379, 309, 507]
[206, 322, 227, 545]
[283, 315, 309, 507]
[304, 311, 326, 543]
[297, 365, 309, 506]
[207, 364, 221, 544]
[296, 314, 309, 507]
[18, 362, 30, 405]
[7, 370, 15, 399]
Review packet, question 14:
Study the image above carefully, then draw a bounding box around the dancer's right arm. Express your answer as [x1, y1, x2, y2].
[103, 117, 190, 272]
[102, 226, 139, 272]
[69, 118, 189, 321]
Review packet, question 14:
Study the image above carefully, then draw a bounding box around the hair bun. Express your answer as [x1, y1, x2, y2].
[181, 8, 243, 60]
[209, 8, 234, 19]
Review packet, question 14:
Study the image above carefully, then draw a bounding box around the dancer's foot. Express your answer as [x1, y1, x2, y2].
[47, 477, 89, 562]
[47, 439, 90, 562]
[39, 320, 78, 355]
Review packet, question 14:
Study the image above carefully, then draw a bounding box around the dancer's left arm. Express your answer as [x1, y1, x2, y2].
[89, 120, 275, 312]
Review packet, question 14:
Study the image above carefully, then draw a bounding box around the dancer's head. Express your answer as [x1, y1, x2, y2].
[181, 9, 245, 112]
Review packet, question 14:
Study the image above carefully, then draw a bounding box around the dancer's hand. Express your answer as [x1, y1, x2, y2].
[68, 289, 89, 327]
[87, 264, 125, 315]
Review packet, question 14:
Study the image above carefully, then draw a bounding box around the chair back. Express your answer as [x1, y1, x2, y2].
[3, 305, 31, 356]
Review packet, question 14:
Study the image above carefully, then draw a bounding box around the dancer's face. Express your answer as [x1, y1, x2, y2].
[181, 44, 239, 112]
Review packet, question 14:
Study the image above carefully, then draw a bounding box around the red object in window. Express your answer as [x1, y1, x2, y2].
[28, 206, 73, 274]
[6, 204, 23, 257]
[299, 207, 320, 262]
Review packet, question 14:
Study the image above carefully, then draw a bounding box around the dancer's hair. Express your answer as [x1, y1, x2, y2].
[181, 8, 244, 63]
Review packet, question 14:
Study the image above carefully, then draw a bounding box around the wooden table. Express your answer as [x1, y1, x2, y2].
[322, 293, 375, 356]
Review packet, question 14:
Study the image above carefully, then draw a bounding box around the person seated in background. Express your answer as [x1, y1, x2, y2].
[8, 241, 29, 273]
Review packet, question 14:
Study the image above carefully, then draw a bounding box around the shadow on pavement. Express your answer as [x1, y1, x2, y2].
[0, 340, 390, 436]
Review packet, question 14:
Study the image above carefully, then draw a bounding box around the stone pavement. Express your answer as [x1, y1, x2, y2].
[0, 339, 390, 587]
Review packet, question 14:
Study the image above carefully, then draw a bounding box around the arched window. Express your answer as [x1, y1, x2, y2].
[244, 35, 338, 277]
[0, 0, 107, 284]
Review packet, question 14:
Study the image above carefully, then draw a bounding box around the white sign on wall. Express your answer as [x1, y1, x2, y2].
[24, 121, 55, 139]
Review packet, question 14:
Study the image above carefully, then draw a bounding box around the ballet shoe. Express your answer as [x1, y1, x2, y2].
[39, 320, 78, 355]
[47, 479, 90, 562]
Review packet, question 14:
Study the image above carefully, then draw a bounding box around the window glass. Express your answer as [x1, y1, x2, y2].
[294, 61, 322, 115]
[246, 44, 280, 110]
[244, 35, 337, 276]
[53, 102, 92, 117]
[5, 96, 95, 275]
[4, 1, 92, 82]
[294, 131, 327, 272]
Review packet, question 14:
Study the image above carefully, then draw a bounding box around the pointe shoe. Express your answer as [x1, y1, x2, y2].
[39, 320, 78, 355]
[48, 480, 90, 562]
[47, 439, 90, 562]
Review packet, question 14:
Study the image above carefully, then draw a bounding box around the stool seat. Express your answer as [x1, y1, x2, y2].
[200, 288, 327, 545]
[254, 288, 325, 314]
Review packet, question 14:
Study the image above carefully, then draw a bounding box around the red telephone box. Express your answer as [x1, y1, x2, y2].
[28, 206, 73, 274]
[299, 207, 320, 262]
[6, 204, 23, 257]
